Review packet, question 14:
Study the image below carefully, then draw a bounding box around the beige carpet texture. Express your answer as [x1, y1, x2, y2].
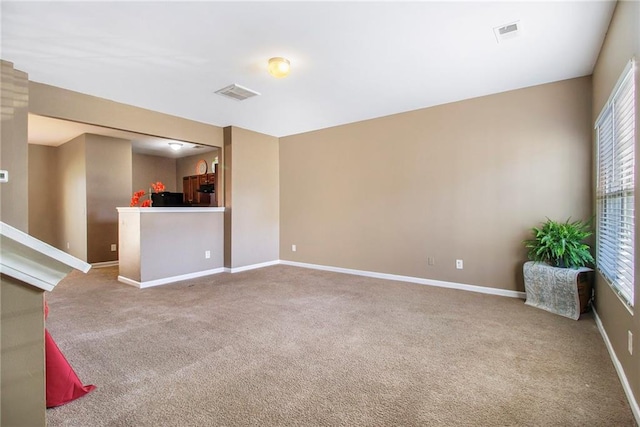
[45, 265, 636, 426]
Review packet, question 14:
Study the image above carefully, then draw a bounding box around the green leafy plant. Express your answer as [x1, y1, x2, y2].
[524, 218, 595, 269]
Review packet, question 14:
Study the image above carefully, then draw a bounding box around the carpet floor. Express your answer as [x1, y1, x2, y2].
[45, 265, 636, 426]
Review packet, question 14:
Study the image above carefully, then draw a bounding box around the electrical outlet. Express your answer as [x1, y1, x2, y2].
[205, 250, 211, 259]
[456, 259, 463, 269]
[292, 244, 297, 252]
[111, 244, 117, 252]
[428, 257, 435, 266]
[0, 170, 8, 183]
[66, 242, 70, 249]
[629, 331, 633, 355]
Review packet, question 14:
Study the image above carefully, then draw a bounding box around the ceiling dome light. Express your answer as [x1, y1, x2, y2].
[268, 57, 291, 78]
[168, 142, 183, 151]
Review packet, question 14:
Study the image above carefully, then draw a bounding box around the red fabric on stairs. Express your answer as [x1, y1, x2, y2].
[45, 301, 96, 408]
[45, 330, 96, 408]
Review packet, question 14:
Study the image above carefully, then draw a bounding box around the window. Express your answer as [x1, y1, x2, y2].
[596, 60, 636, 307]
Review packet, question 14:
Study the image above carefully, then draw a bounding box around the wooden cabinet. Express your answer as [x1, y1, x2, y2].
[182, 171, 217, 206]
[182, 176, 197, 204]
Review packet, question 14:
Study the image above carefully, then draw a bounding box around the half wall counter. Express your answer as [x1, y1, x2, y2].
[117, 207, 224, 288]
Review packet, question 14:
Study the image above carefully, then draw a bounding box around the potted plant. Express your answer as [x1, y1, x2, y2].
[524, 218, 594, 268]
[522, 218, 595, 319]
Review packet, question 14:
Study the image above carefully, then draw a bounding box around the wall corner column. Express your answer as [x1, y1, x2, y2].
[1, 60, 29, 232]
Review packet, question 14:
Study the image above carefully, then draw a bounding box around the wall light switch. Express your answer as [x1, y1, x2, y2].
[0, 170, 8, 183]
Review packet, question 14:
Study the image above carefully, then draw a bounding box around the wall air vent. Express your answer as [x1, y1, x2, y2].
[493, 21, 521, 44]
[214, 83, 261, 101]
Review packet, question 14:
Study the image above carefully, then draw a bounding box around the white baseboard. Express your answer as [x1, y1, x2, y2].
[117, 267, 225, 289]
[279, 260, 527, 299]
[91, 261, 119, 268]
[593, 309, 640, 425]
[117, 258, 525, 298]
[225, 260, 280, 274]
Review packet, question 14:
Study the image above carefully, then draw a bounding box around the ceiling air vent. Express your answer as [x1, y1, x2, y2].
[493, 21, 521, 44]
[214, 83, 260, 101]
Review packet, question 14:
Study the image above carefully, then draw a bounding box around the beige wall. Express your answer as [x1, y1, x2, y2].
[591, 0, 640, 413]
[1, 61, 29, 232]
[86, 134, 132, 263]
[1, 64, 45, 425]
[28, 144, 58, 246]
[224, 127, 279, 268]
[30, 135, 132, 263]
[224, 127, 232, 266]
[118, 210, 224, 283]
[140, 211, 224, 282]
[133, 153, 178, 194]
[29, 82, 223, 148]
[0, 275, 45, 427]
[118, 211, 141, 282]
[280, 77, 592, 291]
[57, 135, 87, 261]
[27, 81, 226, 262]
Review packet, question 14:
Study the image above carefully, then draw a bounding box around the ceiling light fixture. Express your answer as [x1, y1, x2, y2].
[168, 142, 183, 151]
[268, 57, 291, 78]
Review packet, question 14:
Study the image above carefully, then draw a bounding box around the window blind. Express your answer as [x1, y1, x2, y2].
[596, 60, 636, 307]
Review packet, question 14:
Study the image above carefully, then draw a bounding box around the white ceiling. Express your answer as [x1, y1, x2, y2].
[1, 1, 616, 138]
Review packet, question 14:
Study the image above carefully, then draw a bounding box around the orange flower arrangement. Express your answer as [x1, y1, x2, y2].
[130, 181, 166, 207]
[151, 181, 165, 193]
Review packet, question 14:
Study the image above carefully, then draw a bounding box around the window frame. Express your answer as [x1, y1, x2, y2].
[595, 59, 636, 309]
